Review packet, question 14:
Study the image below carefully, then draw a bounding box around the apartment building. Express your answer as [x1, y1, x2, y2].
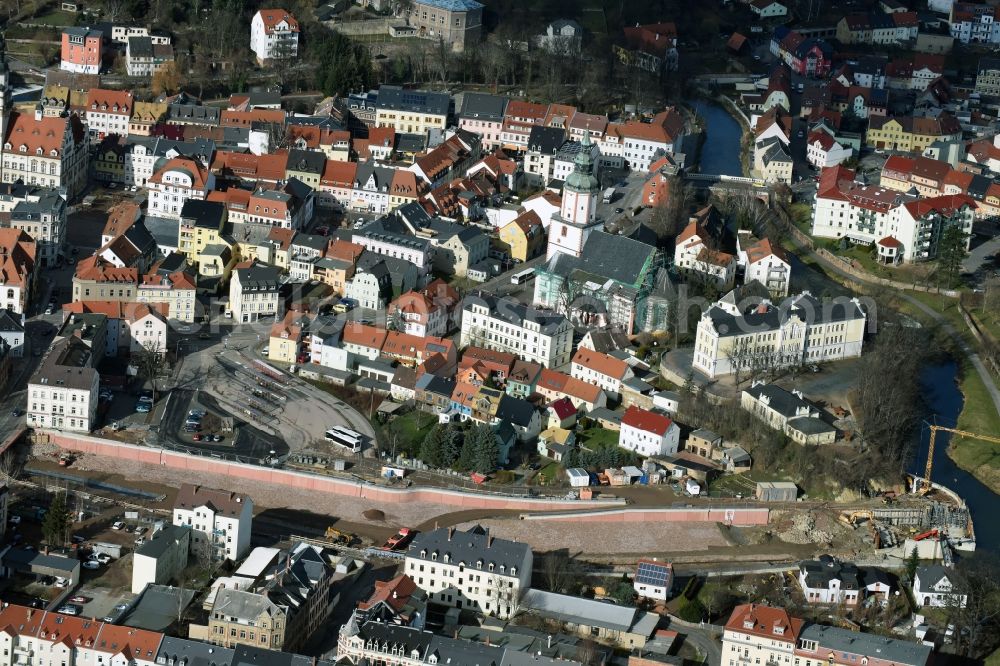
[230, 261, 281, 323]
[205, 543, 333, 652]
[865, 114, 962, 153]
[7, 189, 64, 269]
[619, 405, 680, 457]
[86, 88, 133, 139]
[137, 270, 197, 323]
[722, 604, 931, 666]
[27, 336, 99, 432]
[172, 483, 253, 562]
[569, 348, 633, 400]
[797, 556, 863, 605]
[458, 92, 508, 150]
[60, 26, 103, 73]
[72, 256, 138, 303]
[460, 292, 573, 369]
[812, 166, 975, 263]
[2, 110, 88, 197]
[375, 85, 450, 134]
[736, 234, 791, 297]
[404, 526, 532, 619]
[692, 291, 868, 379]
[147, 156, 214, 219]
[250, 8, 300, 64]
[126, 36, 175, 77]
[389, 290, 448, 337]
[408, 0, 484, 52]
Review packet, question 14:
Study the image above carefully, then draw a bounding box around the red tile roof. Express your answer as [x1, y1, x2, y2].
[724, 604, 803, 643]
[256, 8, 299, 33]
[622, 405, 674, 435]
[572, 348, 629, 379]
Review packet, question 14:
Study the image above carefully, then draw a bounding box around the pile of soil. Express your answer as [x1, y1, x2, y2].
[363, 509, 386, 521]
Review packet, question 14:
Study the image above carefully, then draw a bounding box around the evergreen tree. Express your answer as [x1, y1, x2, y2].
[469, 424, 499, 475]
[42, 492, 71, 547]
[936, 224, 968, 288]
[455, 428, 476, 472]
[440, 424, 462, 468]
[419, 425, 446, 467]
[906, 547, 920, 582]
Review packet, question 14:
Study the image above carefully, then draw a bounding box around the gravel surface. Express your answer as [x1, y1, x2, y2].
[454, 517, 729, 554]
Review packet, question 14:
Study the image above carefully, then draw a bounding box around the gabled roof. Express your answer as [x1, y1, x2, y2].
[255, 8, 299, 33]
[621, 405, 673, 435]
[571, 348, 629, 379]
[174, 483, 250, 516]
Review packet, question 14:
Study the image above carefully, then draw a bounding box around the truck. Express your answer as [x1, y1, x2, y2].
[602, 187, 615, 204]
[382, 528, 413, 551]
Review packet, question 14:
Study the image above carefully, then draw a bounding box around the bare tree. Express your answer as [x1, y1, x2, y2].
[132, 339, 167, 403]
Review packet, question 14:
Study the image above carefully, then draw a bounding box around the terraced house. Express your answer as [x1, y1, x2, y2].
[86, 88, 134, 139]
[865, 114, 962, 153]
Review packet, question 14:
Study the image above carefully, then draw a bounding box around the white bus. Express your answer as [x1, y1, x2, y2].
[325, 426, 363, 453]
[510, 268, 535, 285]
[603, 187, 615, 204]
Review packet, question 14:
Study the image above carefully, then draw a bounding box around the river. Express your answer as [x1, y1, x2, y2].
[913, 362, 1000, 552]
[688, 99, 744, 177]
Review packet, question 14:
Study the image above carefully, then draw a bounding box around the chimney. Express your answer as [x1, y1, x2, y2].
[448, 527, 454, 541]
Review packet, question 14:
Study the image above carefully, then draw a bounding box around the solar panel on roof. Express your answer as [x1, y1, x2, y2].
[635, 561, 671, 586]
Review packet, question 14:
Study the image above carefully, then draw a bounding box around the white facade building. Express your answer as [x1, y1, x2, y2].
[618, 406, 680, 457]
[147, 156, 214, 219]
[229, 262, 281, 323]
[250, 9, 300, 64]
[913, 565, 967, 608]
[172, 483, 253, 562]
[693, 291, 868, 379]
[459, 293, 573, 369]
[404, 526, 533, 619]
[27, 337, 99, 432]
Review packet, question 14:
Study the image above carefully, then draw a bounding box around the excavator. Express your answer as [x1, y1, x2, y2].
[918, 425, 1000, 494]
[324, 526, 357, 545]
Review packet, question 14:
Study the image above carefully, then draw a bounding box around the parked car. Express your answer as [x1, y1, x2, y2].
[93, 553, 112, 564]
[135, 403, 151, 414]
[58, 605, 81, 615]
[192, 433, 203, 441]
[112, 521, 125, 530]
[11, 409, 23, 417]
[134, 536, 146, 546]
[133, 526, 146, 535]
[9, 515, 21, 525]
[188, 410, 205, 418]
[82, 560, 100, 570]
[69, 595, 90, 604]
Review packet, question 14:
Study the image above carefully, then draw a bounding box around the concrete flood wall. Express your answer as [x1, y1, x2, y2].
[44, 431, 628, 512]
[520, 507, 769, 526]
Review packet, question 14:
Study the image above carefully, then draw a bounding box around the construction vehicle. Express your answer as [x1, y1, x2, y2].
[920, 425, 1000, 494]
[382, 528, 413, 550]
[913, 529, 939, 542]
[324, 527, 356, 545]
[840, 510, 873, 526]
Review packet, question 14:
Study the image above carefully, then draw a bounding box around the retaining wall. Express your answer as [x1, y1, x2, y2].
[44, 431, 628, 511]
[520, 507, 769, 526]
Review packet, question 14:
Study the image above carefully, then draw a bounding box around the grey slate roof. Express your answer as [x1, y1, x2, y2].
[463, 292, 569, 335]
[916, 564, 951, 587]
[156, 636, 236, 666]
[495, 395, 536, 427]
[459, 92, 508, 122]
[377, 85, 450, 117]
[787, 416, 836, 435]
[236, 263, 281, 290]
[181, 200, 226, 228]
[287, 148, 326, 174]
[407, 526, 530, 572]
[705, 292, 866, 337]
[168, 103, 220, 125]
[797, 624, 931, 665]
[800, 555, 860, 590]
[135, 524, 188, 559]
[545, 231, 657, 288]
[527, 126, 566, 155]
[0, 309, 24, 333]
[744, 383, 813, 418]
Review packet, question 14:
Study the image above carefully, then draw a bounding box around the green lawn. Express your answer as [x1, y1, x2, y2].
[951, 359, 1000, 493]
[788, 203, 813, 236]
[577, 426, 620, 450]
[538, 461, 561, 484]
[30, 10, 76, 26]
[986, 646, 1000, 666]
[386, 410, 436, 454]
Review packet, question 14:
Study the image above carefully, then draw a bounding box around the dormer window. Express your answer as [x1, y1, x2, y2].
[743, 619, 754, 630]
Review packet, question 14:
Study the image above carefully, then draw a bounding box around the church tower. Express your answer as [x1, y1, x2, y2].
[546, 133, 603, 260]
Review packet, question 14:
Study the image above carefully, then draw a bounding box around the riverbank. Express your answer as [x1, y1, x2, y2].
[776, 208, 1000, 496]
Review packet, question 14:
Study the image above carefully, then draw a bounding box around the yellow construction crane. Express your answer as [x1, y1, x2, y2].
[922, 425, 1000, 493]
